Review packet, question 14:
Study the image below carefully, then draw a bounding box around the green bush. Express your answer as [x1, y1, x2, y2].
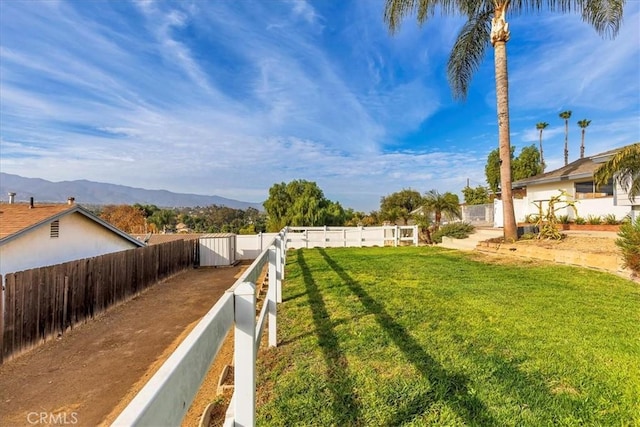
[556, 214, 571, 224]
[575, 216, 586, 225]
[603, 214, 620, 225]
[524, 214, 539, 224]
[616, 216, 640, 275]
[432, 222, 475, 243]
[587, 215, 602, 225]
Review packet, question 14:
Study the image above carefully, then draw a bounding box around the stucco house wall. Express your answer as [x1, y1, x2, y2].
[0, 211, 142, 278]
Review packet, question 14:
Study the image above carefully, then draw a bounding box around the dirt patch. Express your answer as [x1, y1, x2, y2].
[514, 235, 619, 255]
[0, 265, 246, 427]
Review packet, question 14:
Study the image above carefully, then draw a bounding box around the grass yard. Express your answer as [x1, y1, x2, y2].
[255, 246, 640, 426]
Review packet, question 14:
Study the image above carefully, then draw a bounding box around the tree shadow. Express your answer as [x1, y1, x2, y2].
[318, 248, 498, 426]
[297, 249, 363, 425]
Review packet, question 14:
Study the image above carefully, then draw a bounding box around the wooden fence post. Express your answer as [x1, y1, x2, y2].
[234, 281, 256, 426]
[1, 275, 3, 364]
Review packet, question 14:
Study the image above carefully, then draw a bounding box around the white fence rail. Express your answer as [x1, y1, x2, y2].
[112, 230, 287, 427]
[113, 225, 416, 426]
[286, 225, 418, 248]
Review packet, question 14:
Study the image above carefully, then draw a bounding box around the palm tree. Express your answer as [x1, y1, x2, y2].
[594, 143, 640, 202]
[559, 110, 572, 166]
[577, 119, 592, 159]
[422, 190, 461, 227]
[384, 1, 624, 242]
[536, 122, 549, 170]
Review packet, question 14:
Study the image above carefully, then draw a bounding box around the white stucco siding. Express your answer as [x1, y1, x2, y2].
[0, 212, 139, 277]
[524, 182, 578, 219]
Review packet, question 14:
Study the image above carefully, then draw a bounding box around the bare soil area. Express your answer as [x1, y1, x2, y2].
[0, 265, 246, 427]
[514, 235, 619, 255]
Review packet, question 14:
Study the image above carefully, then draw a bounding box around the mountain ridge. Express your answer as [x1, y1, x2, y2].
[0, 173, 263, 210]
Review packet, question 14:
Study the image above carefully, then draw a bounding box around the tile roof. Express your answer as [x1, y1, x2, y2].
[0, 202, 145, 247]
[0, 203, 75, 239]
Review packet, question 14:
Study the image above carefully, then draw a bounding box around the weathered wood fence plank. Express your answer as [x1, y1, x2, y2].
[0, 239, 197, 364]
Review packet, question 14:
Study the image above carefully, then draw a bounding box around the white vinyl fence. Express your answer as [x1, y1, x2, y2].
[113, 225, 417, 427]
[112, 230, 287, 427]
[287, 225, 417, 248]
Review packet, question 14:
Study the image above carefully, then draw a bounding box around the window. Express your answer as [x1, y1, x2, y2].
[50, 220, 59, 238]
[575, 179, 613, 199]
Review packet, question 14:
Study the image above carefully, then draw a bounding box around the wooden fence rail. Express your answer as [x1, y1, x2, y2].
[0, 239, 198, 364]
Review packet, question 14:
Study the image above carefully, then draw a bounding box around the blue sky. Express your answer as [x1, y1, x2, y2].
[1, 0, 638, 212]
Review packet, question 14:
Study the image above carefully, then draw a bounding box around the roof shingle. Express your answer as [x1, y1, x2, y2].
[0, 203, 75, 239]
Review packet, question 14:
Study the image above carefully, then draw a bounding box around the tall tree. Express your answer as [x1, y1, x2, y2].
[380, 189, 423, 225]
[512, 145, 543, 180]
[383, 0, 624, 241]
[485, 146, 515, 194]
[422, 190, 461, 227]
[462, 185, 490, 205]
[100, 205, 147, 234]
[594, 143, 640, 203]
[263, 180, 345, 231]
[535, 122, 549, 170]
[559, 110, 572, 165]
[577, 119, 592, 159]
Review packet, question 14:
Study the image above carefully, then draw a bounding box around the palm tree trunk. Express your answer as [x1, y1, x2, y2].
[539, 129, 545, 170]
[580, 128, 585, 158]
[494, 40, 517, 242]
[564, 120, 569, 165]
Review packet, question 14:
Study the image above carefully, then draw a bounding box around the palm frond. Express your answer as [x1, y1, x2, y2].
[594, 143, 640, 202]
[447, 10, 492, 99]
[581, 0, 626, 38]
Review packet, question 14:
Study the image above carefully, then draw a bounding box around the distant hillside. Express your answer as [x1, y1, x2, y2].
[0, 173, 263, 210]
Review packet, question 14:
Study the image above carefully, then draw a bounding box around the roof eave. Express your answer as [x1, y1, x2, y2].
[513, 172, 594, 188]
[0, 205, 146, 247]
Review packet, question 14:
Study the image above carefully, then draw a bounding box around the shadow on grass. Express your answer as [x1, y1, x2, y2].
[297, 250, 363, 425]
[318, 248, 497, 426]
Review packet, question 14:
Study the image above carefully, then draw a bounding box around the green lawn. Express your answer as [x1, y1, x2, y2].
[256, 246, 640, 426]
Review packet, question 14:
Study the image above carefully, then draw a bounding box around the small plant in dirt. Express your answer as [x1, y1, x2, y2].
[587, 215, 603, 225]
[616, 216, 640, 276]
[432, 222, 475, 243]
[533, 190, 577, 240]
[575, 216, 586, 225]
[519, 232, 536, 240]
[603, 214, 620, 225]
[556, 214, 571, 224]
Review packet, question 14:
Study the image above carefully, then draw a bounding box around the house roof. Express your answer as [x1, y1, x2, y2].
[0, 202, 146, 247]
[512, 144, 635, 188]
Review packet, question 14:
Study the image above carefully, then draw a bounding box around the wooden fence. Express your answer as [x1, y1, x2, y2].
[0, 239, 198, 364]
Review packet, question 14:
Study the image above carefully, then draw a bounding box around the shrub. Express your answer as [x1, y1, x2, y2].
[616, 216, 640, 275]
[432, 222, 475, 244]
[575, 216, 586, 225]
[587, 215, 602, 225]
[524, 214, 539, 224]
[519, 232, 536, 240]
[603, 214, 620, 225]
[556, 214, 571, 224]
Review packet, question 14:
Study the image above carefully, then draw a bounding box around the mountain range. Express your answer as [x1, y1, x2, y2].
[0, 173, 263, 211]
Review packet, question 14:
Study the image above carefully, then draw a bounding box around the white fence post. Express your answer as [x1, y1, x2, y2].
[413, 225, 418, 246]
[280, 230, 286, 281]
[275, 238, 283, 303]
[268, 244, 277, 347]
[234, 281, 256, 427]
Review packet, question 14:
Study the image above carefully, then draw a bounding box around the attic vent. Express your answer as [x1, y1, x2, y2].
[50, 220, 60, 238]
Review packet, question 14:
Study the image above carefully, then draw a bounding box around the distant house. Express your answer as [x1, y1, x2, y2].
[500, 145, 636, 225]
[0, 199, 145, 279]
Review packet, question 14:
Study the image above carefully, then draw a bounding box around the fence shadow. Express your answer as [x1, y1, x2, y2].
[296, 250, 362, 425]
[317, 248, 497, 426]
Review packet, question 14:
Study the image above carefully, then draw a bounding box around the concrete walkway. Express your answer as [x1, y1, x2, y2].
[440, 227, 502, 251]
